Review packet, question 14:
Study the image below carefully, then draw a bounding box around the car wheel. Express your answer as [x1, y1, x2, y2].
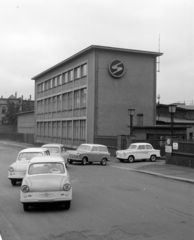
[128, 155, 134, 163]
[11, 179, 17, 186]
[101, 158, 107, 166]
[64, 201, 71, 210]
[23, 203, 29, 212]
[150, 155, 156, 162]
[82, 157, 87, 165]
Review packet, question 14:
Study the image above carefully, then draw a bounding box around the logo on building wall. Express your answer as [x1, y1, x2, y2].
[109, 60, 125, 78]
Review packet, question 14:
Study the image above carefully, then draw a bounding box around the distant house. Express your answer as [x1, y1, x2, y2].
[157, 103, 194, 140]
[0, 92, 34, 125]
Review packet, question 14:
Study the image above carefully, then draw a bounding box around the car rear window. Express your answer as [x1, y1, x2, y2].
[99, 146, 108, 152]
[18, 152, 43, 161]
[28, 162, 65, 175]
[42, 147, 59, 153]
[146, 145, 153, 149]
[137, 145, 145, 150]
[77, 145, 91, 151]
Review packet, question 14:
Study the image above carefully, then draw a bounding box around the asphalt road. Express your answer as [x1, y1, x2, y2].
[0, 142, 194, 240]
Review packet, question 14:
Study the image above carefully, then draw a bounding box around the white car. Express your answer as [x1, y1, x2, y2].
[8, 148, 50, 186]
[20, 156, 72, 212]
[116, 143, 161, 163]
[41, 143, 69, 166]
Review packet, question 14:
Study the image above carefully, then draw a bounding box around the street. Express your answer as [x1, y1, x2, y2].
[0, 142, 194, 240]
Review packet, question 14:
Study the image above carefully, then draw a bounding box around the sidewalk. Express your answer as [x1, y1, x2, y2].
[1, 140, 194, 183]
[110, 158, 194, 184]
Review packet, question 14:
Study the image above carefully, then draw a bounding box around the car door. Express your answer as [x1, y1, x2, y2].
[90, 146, 99, 162]
[136, 145, 146, 160]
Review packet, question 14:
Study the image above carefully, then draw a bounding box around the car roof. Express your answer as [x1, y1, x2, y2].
[80, 143, 107, 147]
[19, 148, 48, 153]
[29, 155, 64, 163]
[131, 143, 152, 145]
[42, 143, 64, 147]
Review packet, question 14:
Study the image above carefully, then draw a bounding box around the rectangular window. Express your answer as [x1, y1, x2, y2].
[57, 95, 62, 112]
[42, 82, 45, 92]
[81, 64, 87, 77]
[62, 72, 68, 84]
[75, 67, 81, 79]
[53, 121, 57, 137]
[48, 98, 52, 112]
[73, 120, 79, 139]
[80, 88, 87, 108]
[67, 121, 72, 139]
[57, 121, 61, 137]
[58, 75, 62, 85]
[38, 84, 41, 93]
[37, 122, 41, 135]
[62, 94, 68, 110]
[74, 90, 80, 109]
[80, 120, 86, 140]
[40, 122, 44, 136]
[62, 121, 67, 138]
[53, 96, 57, 112]
[48, 122, 52, 137]
[50, 79, 53, 88]
[44, 98, 48, 113]
[137, 114, 143, 126]
[68, 70, 73, 81]
[68, 92, 72, 110]
[44, 122, 48, 136]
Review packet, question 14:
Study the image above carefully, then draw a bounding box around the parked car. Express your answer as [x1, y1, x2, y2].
[20, 155, 72, 212]
[116, 143, 161, 163]
[41, 143, 68, 166]
[67, 144, 110, 165]
[8, 148, 50, 186]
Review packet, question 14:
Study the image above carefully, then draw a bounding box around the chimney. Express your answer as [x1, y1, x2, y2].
[15, 92, 17, 98]
[29, 95, 31, 100]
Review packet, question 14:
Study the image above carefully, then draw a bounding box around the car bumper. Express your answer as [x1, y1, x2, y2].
[8, 171, 25, 179]
[20, 190, 72, 203]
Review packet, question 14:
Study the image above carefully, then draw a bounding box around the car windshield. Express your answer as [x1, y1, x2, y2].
[43, 147, 59, 153]
[77, 145, 91, 151]
[128, 145, 137, 150]
[28, 162, 65, 175]
[18, 152, 43, 161]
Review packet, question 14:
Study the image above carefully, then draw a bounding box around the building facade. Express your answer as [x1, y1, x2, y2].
[32, 45, 162, 149]
[0, 93, 34, 125]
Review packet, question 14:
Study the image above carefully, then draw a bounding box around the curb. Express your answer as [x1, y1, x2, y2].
[111, 165, 194, 184]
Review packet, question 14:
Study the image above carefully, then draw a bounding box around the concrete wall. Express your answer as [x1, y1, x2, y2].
[166, 153, 194, 169]
[96, 49, 157, 137]
[17, 112, 34, 134]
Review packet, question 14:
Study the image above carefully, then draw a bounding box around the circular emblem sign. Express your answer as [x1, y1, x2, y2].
[109, 60, 125, 78]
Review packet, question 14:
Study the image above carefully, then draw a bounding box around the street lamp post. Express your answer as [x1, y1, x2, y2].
[128, 108, 135, 136]
[168, 104, 177, 138]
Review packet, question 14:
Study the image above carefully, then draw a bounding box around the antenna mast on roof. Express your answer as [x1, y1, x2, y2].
[157, 34, 160, 72]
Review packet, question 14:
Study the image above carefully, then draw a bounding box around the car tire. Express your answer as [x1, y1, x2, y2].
[82, 157, 87, 165]
[128, 155, 134, 163]
[150, 155, 156, 162]
[11, 179, 17, 186]
[64, 201, 71, 210]
[89, 162, 93, 164]
[101, 158, 107, 166]
[23, 203, 29, 212]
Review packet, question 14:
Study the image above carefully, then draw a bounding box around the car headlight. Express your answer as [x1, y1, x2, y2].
[9, 166, 14, 172]
[63, 183, 71, 191]
[21, 185, 30, 193]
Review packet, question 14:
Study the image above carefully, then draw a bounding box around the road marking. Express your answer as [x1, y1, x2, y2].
[0, 234, 3, 240]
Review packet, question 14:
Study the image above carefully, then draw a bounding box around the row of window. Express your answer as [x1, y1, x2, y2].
[37, 88, 87, 114]
[37, 120, 86, 140]
[38, 64, 87, 93]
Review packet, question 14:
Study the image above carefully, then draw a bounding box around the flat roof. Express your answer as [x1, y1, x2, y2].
[32, 45, 163, 80]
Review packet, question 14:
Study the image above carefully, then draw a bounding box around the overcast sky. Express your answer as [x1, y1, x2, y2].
[0, 0, 193, 104]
